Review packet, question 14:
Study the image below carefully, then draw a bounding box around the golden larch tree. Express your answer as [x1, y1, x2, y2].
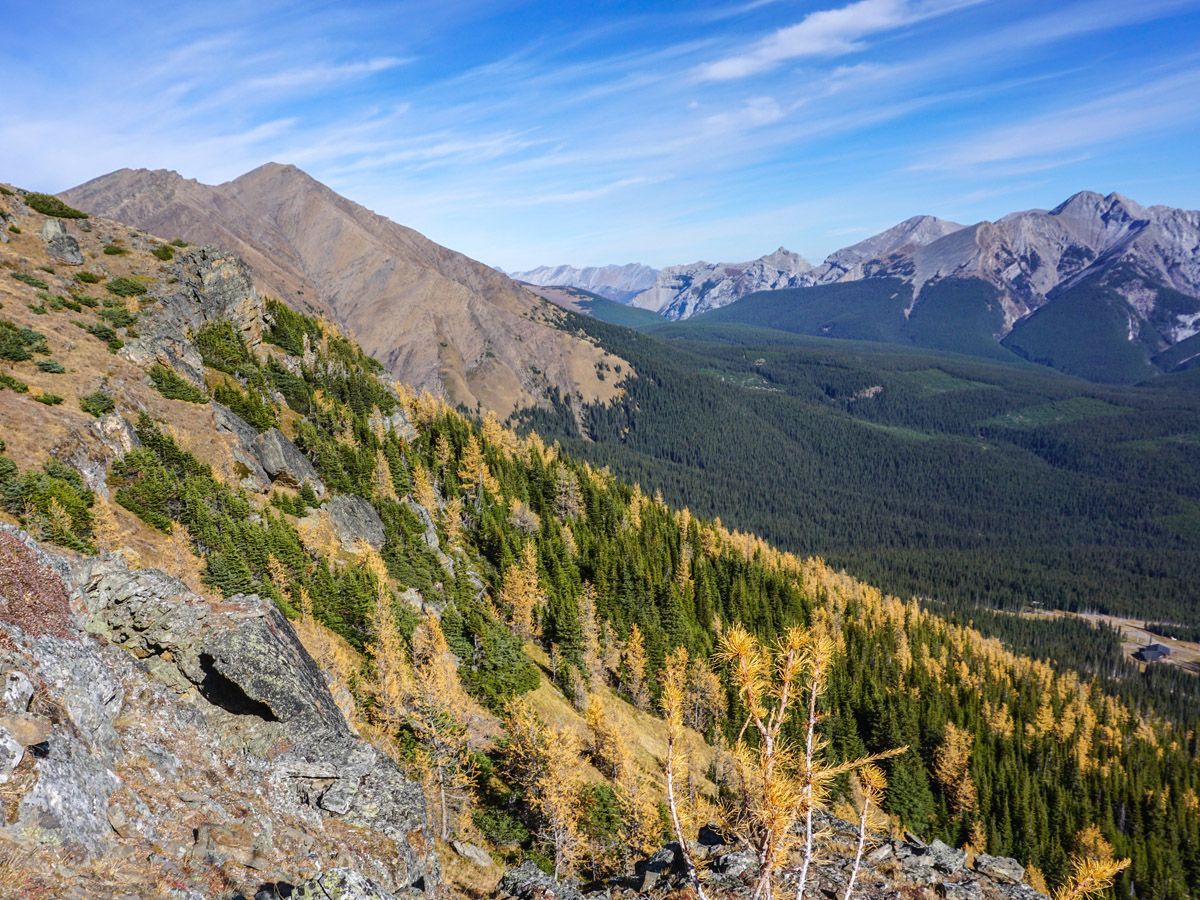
[500, 542, 543, 640]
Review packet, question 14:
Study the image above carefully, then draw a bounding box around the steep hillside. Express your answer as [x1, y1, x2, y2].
[60, 164, 628, 416]
[509, 263, 657, 304]
[0, 185, 1182, 898]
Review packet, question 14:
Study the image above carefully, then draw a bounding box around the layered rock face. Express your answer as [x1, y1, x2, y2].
[631, 247, 817, 320]
[509, 263, 659, 304]
[0, 526, 437, 898]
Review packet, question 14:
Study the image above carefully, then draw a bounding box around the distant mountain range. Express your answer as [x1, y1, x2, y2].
[524, 192, 1200, 382]
[61, 164, 628, 415]
[510, 262, 657, 304]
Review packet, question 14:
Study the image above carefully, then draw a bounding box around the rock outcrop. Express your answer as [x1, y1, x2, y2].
[0, 525, 437, 898]
[39, 217, 84, 264]
[122, 246, 264, 383]
[255, 427, 326, 496]
[323, 494, 387, 551]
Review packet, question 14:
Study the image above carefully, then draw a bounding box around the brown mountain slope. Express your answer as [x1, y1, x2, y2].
[61, 163, 626, 416]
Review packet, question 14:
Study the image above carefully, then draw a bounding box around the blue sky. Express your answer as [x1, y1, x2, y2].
[2, 0, 1199, 270]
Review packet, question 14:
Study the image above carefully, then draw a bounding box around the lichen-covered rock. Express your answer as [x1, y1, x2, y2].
[495, 861, 583, 900]
[255, 427, 325, 496]
[82, 558, 345, 730]
[39, 218, 83, 265]
[291, 868, 399, 899]
[212, 402, 271, 492]
[974, 853, 1025, 885]
[324, 494, 386, 551]
[0, 529, 439, 895]
[123, 246, 263, 382]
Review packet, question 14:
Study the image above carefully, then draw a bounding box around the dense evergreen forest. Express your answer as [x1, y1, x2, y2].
[58, 299, 1195, 898]
[515, 314, 1200, 624]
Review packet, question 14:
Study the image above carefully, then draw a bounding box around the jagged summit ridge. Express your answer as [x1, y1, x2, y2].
[630, 246, 816, 320]
[510, 262, 659, 304]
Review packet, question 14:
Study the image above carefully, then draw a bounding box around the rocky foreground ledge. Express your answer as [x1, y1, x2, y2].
[0, 525, 437, 897]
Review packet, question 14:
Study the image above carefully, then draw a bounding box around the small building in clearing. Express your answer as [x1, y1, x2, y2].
[1134, 642, 1172, 663]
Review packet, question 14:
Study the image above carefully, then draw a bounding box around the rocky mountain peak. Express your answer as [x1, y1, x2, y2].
[61, 163, 631, 416]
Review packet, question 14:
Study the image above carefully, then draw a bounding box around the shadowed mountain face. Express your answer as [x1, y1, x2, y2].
[62, 163, 627, 416]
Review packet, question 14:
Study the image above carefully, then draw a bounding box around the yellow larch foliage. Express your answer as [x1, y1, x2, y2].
[457, 434, 499, 503]
[500, 542, 542, 640]
[621, 624, 649, 710]
[933, 722, 977, 815]
[579, 583, 605, 686]
[585, 693, 661, 856]
[441, 495, 464, 553]
[373, 449, 397, 502]
[626, 485, 644, 531]
[502, 700, 587, 879]
[410, 458, 438, 516]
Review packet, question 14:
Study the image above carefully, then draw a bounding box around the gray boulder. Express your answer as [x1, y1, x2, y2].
[212, 402, 271, 492]
[255, 428, 325, 496]
[3, 669, 33, 712]
[39, 218, 84, 265]
[292, 868, 398, 900]
[974, 853, 1025, 885]
[82, 558, 344, 731]
[494, 861, 583, 900]
[370, 408, 417, 442]
[930, 838, 967, 874]
[325, 495, 386, 551]
[452, 840, 493, 868]
[940, 880, 985, 899]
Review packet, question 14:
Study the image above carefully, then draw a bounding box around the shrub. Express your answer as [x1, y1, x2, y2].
[35, 393, 64, 406]
[105, 276, 147, 297]
[151, 244, 174, 261]
[0, 186, 12, 196]
[102, 244, 128, 255]
[7, 225, 19, 234]
[170, 238, 188, 247]
[23, 193, 87, 219]
[45, 293, 81, 313]
[36, 359, 65, 374]
[10, 272, 48, 290]
[72, 293, 99, 308]
[194, 319, 257, 376]
[98, 306, 138, 328]
[73, 319, 119, 345]
[0, 374, 29, 393]
[264, 297, 323, 356]
[472, 807, 530, 846]
[149, 363, 208, 403]
[79, 390, 115, 417]
[0, 320, 48, 360]
[213, 383, 277, 430]
[74, 271, 101, 284]
[0, 456, 95, 552]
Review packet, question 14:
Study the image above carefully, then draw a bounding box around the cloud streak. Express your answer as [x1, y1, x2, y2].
[694, 0, 980, 81]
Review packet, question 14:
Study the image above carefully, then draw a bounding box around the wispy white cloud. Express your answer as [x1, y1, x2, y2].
[694, 0, 981, 81]
[913, 67, 1200, 171]
[244, 56, 410, 93]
